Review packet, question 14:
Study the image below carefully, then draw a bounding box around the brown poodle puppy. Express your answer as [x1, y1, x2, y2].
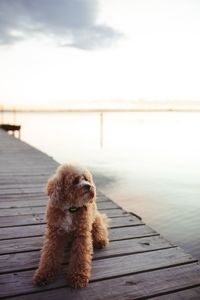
[33, 164, 109, 288]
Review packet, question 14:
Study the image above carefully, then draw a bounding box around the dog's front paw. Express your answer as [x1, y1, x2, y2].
[33, 269, 56, 286]
[68, 273, 89, 288]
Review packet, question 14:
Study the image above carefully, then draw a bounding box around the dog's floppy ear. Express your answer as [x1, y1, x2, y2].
[46, 176, 56, 196]
[46, 174, 64, 204]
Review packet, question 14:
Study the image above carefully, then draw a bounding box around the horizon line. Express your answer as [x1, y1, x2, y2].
[2, 107, 200, 113]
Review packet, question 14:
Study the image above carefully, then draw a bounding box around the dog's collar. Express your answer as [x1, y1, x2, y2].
[65, 205, 87, 213]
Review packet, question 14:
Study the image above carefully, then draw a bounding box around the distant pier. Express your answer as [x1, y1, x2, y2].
[0, 124, 21, 138]
[0, 106, 21, 138]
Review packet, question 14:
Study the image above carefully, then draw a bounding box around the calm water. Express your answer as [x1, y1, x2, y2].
[3, 111, 200, 259]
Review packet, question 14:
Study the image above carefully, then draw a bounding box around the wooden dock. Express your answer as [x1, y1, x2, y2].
[1, 129, 200, 299]
[0, 124, 21, 138]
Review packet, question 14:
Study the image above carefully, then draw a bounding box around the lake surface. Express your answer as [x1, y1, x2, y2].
[3, 111, 200, 259]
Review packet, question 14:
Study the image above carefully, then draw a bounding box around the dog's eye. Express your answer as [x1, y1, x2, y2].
[73, 177, 79, 185]
[84, 175, 90, 182]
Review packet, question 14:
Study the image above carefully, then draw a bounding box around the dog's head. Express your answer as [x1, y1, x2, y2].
[46, 164, 96, 208]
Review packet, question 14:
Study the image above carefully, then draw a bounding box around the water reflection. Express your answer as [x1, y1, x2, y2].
[2, 111, 200, 259]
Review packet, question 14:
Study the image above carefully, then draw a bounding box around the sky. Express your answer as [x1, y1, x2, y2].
[0, 0, 200, 109]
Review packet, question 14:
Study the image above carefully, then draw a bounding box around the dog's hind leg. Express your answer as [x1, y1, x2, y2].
[92, 212, 109, 249]
[33, 228, 65, 286]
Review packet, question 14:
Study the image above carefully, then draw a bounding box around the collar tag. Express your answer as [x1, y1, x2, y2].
[69, 207, 79, 213]
[67, 205, 87, 213]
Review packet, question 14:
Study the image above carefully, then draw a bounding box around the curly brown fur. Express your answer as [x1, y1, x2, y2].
[33, 164, 109, 288]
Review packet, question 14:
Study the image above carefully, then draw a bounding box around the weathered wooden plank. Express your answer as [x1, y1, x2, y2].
[151, 286, 200, 299]
[0, 223, 46, 240]
[0, 225, 157, 254]
[0, 206, 47, 216]
[0, 182, 103, 194]
[0, 167, 56, 173]
[0, 192, 46, 200]
[0, 202, 120, 216]
[0, 236, 173, 274]
[0, 189, 45, 195]
[0, 195, 110, 206]
[0, 184, 45, 190]
[0, 200, 111, 211]
[0, 189, 45, 196]
[0, 193, 109, 203]
[0, 178, 43, 182]
[109, 215, 141, 226]
[0, 248, 197, 299]
[0, 213, 45, 227]
[0, 197, 118, 211]
[0, 171, 54, 175]
[7, 264, 200, 300]
[0, 209, 129, 228]
[0, 216, 142, 240]
[90, 247, 197, 279]
[0, 199, 48, 208]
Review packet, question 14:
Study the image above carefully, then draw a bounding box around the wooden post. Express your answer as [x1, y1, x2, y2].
[13, 107, 16, 125]
[0, 105, 3, 124]
[100, 112, 104, 148]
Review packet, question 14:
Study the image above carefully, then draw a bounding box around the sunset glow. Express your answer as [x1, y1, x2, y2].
[0, 0, 200, 109]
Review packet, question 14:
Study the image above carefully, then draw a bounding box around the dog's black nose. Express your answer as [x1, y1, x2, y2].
[83, 184, 91, 191]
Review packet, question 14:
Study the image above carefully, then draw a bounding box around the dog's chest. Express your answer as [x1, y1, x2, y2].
[61, 213, 72, 232]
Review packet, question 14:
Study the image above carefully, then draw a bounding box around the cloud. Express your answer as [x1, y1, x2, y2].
[0, 0, 122, 49]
